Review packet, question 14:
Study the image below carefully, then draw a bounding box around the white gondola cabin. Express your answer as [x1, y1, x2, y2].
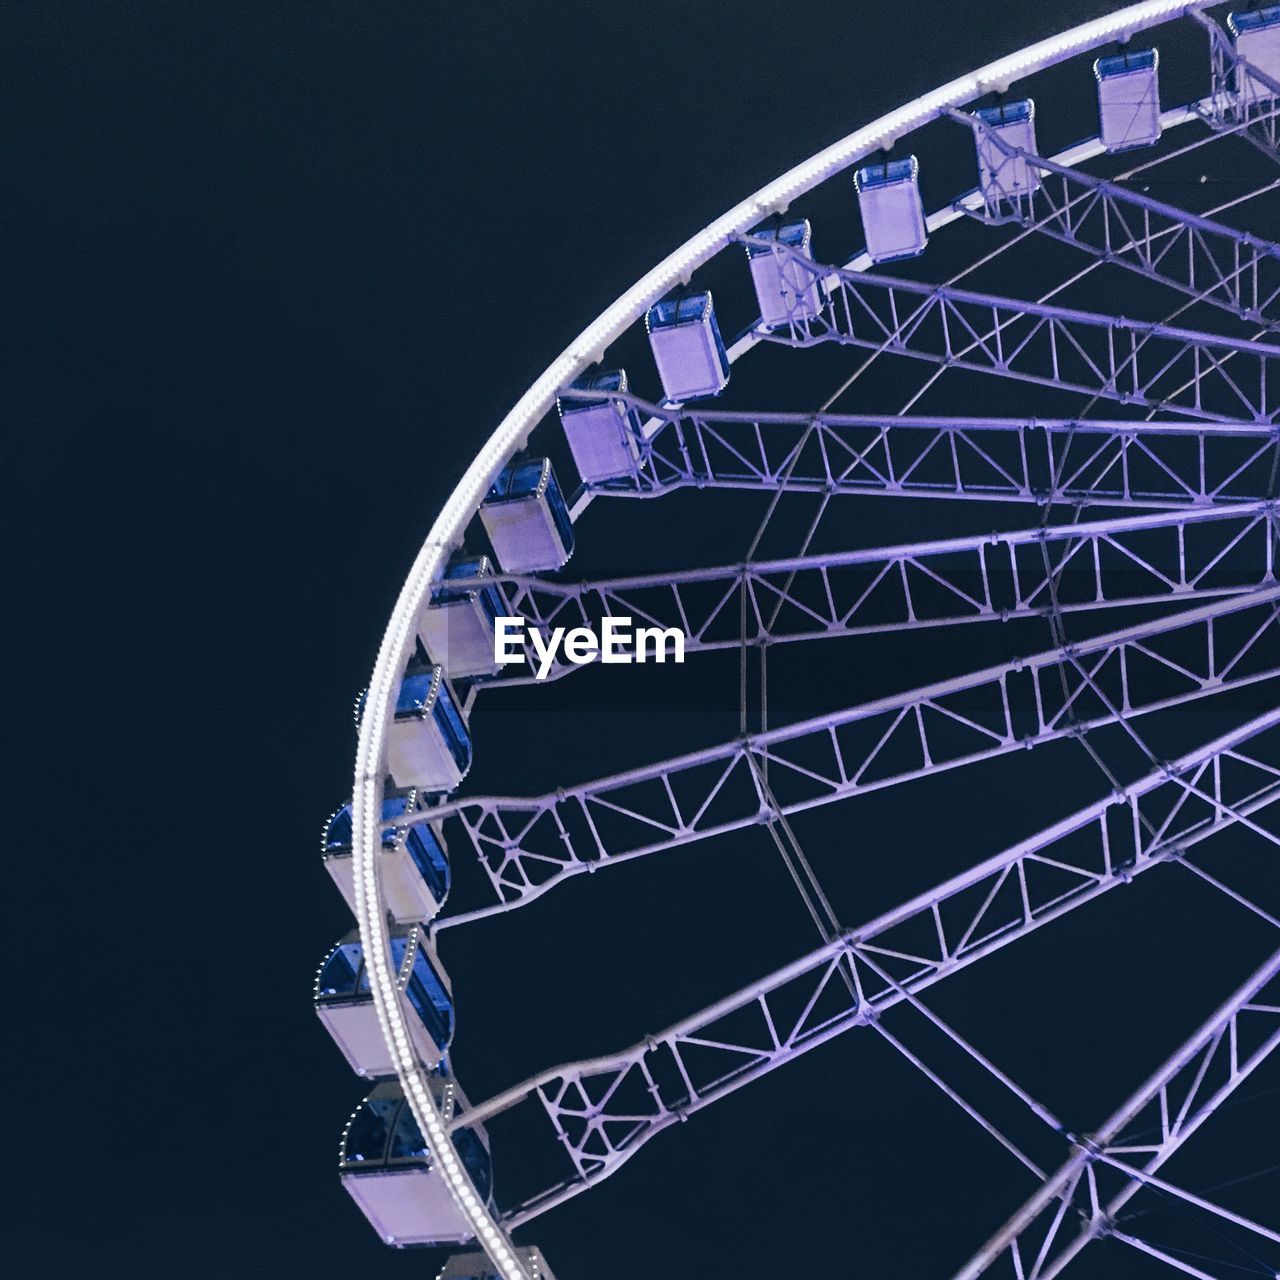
[479, 458, 574, 573]
[745, 220, 825, 328]
[854, 157, 928, 263]
[316, 923, 455, 1076]
[1231, 8, 1280, 102]
[1094, 49, 1161, 151]
[645, 293, 730, 402]
[438, 1248, 558, 1280]
[973, 99, 1040, 206]
[558, 369, 643, 484]
[386, 665, 472, 793]
[340, 1079, 492, 1247]
[322, 790, 449, 924]
[418, 552, 510, 680]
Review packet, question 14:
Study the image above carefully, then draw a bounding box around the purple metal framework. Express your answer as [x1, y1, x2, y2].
[755, 247, 1280, 424]
[461, 504, 1278, 686]
[337, 6, 1280, 1276]
[1196, 9, 1280, 163]
[453, 711, 1280, 1225]
[954, 107, 1280, 326]
[951, 947, 1280, 1279]
[421, 589, 1279, 914]
[587, 402, 1280, 509]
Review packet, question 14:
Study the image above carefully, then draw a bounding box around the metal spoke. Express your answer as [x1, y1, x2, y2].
[464, 504, 1279, 686]
[951, 106, 1280, 327]
[425, 591, 1280, 915]
[756, 246, 1280, 426]
[582, 398, 1280, 509]
[950, 949, 1280, 1280]
[454, 711, 1280, 1226]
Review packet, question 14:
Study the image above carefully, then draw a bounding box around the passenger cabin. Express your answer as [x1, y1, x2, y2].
[645, 292, 730, 402]
[323, 791, 449, 924]
[479, 458, 575, 574]
[972, 99, 1040, 207]
[1094, 49, 1161, 151]
[854, 158, 928, 263]
[1231, 8, 1280, 100]
[558, 369, 643, 484]
[340, 1079, 493, 1247]
[418, 552, 510, 680]
[439, 1247, 558, 1280]
[386, 665, 472, 793]
[745, 220, 825, 328]
[316, 923, 455, 1076]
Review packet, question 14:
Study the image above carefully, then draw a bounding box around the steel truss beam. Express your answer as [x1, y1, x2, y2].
[953, 108, 1280, 326]
[951, 948, 1280, 1280]
[455, 710, 1280, 1225]
[583, 399, 1280, 510]
[1195, 10, 1280, 164]
[473, 505, 1277, 685]
[426, 590, 1280, 911]
[753, 245, 1280, 424]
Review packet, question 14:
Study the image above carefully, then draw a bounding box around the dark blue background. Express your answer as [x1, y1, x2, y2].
[9, 3, 1273, 1278]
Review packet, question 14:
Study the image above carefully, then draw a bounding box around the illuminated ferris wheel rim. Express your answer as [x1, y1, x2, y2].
[346, 4, 1263, 1277]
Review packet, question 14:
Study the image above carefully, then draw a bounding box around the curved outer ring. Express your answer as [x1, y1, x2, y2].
[349, 4, 1204, 1275]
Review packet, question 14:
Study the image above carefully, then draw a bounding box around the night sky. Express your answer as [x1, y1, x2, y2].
[9, 3, 1279, 1278]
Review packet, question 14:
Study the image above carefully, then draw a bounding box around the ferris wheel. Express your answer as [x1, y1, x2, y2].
[314, 3, 1280, 1277]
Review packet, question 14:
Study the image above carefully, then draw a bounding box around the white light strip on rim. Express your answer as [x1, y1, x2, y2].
[350, 5, 1206, 1276]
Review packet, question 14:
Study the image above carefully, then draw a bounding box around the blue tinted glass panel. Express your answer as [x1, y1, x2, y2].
[1096, 49, 1155, 76]
[446, 556, 486, 581]
[563, 369, 628, 411]
[326, 804, 354, 850]
[380, 795, 411, 848]
[432, 556, 493, 606]
[382, 795, 411, 820]
[318, 942, 366, 998]
[330, 800, 406, 850]
[976, 100, 1032, 126]
[509, 460, 546, 496]
[648, 292, 711, 328]
[489, 460, 546, 502]
[746, 221, 808, 258]
[777, 220, 809, 247]
[431, 682, 472, 775]
[1232, 7, 1280, 35]
[708, 310, 728, 378]
[856, 158, 916, 189]
[542, 468, 575, 557]
[576, 369, 626, 394]
[343, 1097, 398, 1164]
[387, 1100, 430, 1161]
[404, 950, 455, 1052]
[477, 583, 504, 624]
[454, 1128, 493, 1202]
[395, 671, 437, 718]
[406, 827, 450, 902]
